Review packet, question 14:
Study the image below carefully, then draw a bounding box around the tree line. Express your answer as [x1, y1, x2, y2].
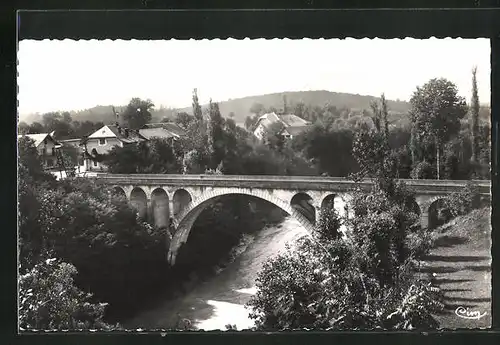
[102, 74, 490, 181]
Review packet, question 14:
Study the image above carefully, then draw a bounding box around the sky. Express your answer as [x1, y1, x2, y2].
[17, 38, 490, 115]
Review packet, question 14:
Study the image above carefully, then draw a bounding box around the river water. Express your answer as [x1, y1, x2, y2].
[124, 216, 309, 331]
[125, 196, 350, 331]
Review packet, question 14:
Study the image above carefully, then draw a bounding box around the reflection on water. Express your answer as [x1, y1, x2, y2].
[126, 199, 347, 331]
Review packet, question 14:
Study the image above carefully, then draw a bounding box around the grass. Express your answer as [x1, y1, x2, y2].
[418, 207, 491, 329]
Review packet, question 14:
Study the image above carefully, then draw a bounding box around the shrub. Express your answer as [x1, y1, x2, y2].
[443, 181, 481, 218]
[247, 178, 442, 330]
[410, 161, 436, 179]
[19, 257, 111, 331]
[247, 236, 443, 330]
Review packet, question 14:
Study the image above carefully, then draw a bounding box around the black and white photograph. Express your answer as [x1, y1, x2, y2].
[17, 38, 491, 331]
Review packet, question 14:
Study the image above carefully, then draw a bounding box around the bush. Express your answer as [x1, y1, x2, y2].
[443, 181, 481, 218]
[19, 257, 111, 330]
[247, 236, 443, 330]
[410, 161, 436, 179]
[247, 179, 442, 330]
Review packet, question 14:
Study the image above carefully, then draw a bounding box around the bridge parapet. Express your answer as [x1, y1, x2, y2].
[94, 174, 491, 196]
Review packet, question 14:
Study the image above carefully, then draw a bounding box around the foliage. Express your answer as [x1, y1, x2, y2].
[409, 78, 468, 178]
[410, 161, 436, 179]
[470, 66, 480, 165]
[316, 206, 342, 242]
[443, 182, 481, 218]
[247, 178, 442, 330]
[121, 98, 154, 129]
[207, 100, 226, 169]
[175, 112, 195, 129]
[18, 136, 56, 183]
[262, 121, 286, 152]
[103, 139, 182, 174]
[19, 121, 45, 135]
[352, 128, 391, 178]
[192, 88, 203, 122]
[19, 257, 110, 330]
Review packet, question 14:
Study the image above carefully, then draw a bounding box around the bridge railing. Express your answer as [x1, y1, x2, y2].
[93, 173, 490, 186]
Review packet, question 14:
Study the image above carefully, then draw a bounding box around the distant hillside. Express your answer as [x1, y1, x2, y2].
[18, 91, 411, 126]
[176, 90, 412, 125]
[20, 90, 490, 128]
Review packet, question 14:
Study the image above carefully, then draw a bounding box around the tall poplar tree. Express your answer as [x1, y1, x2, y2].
[207, 100, 225, 169]
[470, 66, 480, 166]
[192, 88, 203, 122]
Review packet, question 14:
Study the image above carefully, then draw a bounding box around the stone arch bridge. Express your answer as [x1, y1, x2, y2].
[93, 174, 490, 265]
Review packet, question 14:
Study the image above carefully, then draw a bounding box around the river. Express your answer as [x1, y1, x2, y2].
[124, 198, 349, 331]
[124, 216, 309, 331]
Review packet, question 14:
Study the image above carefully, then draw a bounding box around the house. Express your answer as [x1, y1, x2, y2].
[253, 112, 311, 140]
[138, 122, 187, 141]
[81, 124, 147, 171]
[18, 133, 62, 169]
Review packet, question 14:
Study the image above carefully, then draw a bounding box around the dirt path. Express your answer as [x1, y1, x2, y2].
[419, 208, 491, 329]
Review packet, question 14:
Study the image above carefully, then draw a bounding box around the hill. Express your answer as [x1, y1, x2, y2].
[175, 90, 412, 125]
[19, 90, 492, 128]
[19, 91, 411, 126]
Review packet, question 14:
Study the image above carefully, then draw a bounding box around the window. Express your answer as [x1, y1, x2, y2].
[93, 160, 98, 167]
[98, 138, 106, 146]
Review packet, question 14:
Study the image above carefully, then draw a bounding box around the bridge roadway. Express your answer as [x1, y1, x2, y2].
[94, 174, 491, 264]
[95, 173, 491, 195]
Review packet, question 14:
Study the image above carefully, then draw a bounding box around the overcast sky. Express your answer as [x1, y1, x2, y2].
[17, 38, 490, 115]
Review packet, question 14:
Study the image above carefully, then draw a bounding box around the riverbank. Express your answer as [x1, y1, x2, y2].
[123, 216, 308, 330]
[107, 199, 286, 328]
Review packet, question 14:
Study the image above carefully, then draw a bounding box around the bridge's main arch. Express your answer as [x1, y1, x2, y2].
[167, 188, 316, 265]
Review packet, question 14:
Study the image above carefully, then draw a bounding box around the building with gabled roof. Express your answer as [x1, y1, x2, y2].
[82, 124, 147, 171]
[18, 133, 62, 169]
[253, 112, 311, 140]
[139, 122, 187, 140]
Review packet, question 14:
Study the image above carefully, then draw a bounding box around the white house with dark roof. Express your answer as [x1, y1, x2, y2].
[253, 112, 311, 140]
[82, 124, 147, 171]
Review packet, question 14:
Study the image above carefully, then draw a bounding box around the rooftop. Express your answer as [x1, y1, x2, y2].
[18, 133, 60, 148]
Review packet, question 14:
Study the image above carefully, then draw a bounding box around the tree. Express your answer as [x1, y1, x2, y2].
[121, 98, 154, 129]
[470, 66, 480, 171]
[18, 136, 55, 183]
[262, 121, 286, 152]
[175, 112, 195, 129]
[18, 121, 30, 135]
[250, 102, 265, 116]
[207, 100, 226, 169]
[244, 115, 258, 131]
[409, 78, 468, 179]
[192, 88, 203, 122]
[42, 112, 63, 130]
[352, 94, 392, 179]
[19, 257, 110, 330]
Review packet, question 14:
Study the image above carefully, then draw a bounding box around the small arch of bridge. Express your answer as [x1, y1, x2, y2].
[130, 187, 148, 220]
